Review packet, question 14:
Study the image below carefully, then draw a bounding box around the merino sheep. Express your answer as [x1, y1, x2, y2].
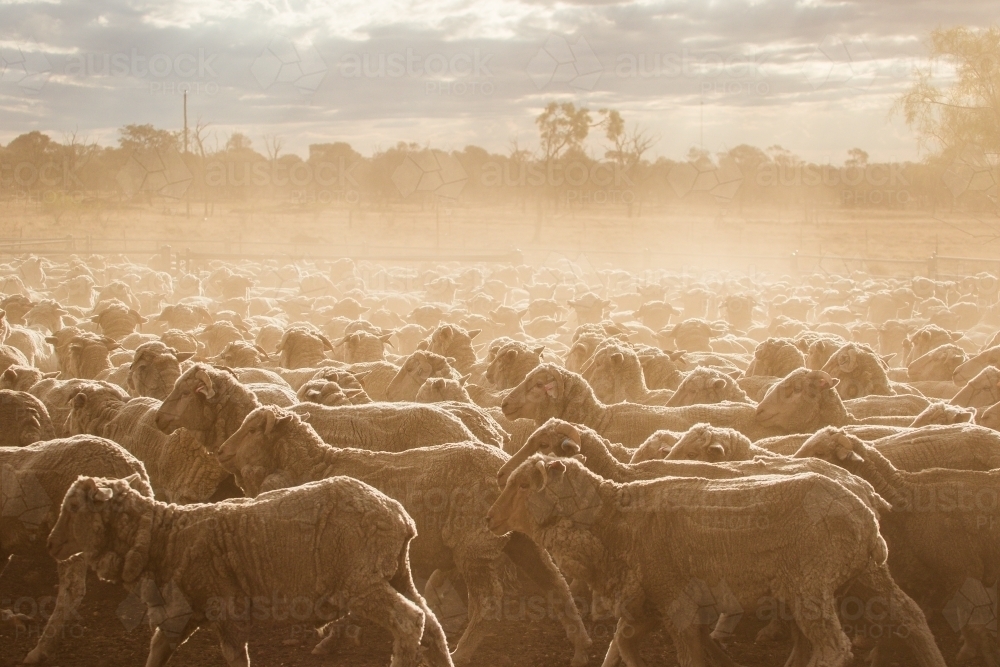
[386, 350, 460, 401]
[0, 389, 56, 446]
[1, 436, 153, 663]
[488, 455, 944, 667]
[127, 341, 194, 400]
[217, 406, 590, 666]
[47, 474, 453, 667]
[665, 366, 750, 407]
[795, 427, 1000, 664]
[664, 423, 778, 462]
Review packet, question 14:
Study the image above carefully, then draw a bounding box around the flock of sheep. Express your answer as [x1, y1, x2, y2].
[2, 252, 1000, 667]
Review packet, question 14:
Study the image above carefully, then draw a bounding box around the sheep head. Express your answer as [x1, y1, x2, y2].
[488, 455, 600, 536]
[497, 418, 582, 488]
[386, 350, 456, 402]
[665, 424, 750, 462]
[217, 406, 298, 496]
[501, 364, 572, 424]
[793, 427, 865, 466]
[755, 369, 840, 434]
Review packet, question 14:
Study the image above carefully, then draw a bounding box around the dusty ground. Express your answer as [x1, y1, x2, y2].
[0, 556, 978, 666]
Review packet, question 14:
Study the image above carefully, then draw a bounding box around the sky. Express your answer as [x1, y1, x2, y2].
[0, 0, 995, 163]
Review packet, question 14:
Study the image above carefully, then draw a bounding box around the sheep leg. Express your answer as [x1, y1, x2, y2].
[858, 565, 947, 667]
[349, 581, 426, 667]
[24, 555, 87, 664]
[146, 624, 199, 667]
[754, 617, 789, 644]
[788, 591, 851, 667]
[615, 613, 655, 667]
[959, 624, 998, 667]
[390, 556, 454, 667]
[782, 622, 810, 667]
[448, 559, 503, 666]
[599, 638, 621, 667]
[700, 625, 744, 667]
[503, 532, 592, 665]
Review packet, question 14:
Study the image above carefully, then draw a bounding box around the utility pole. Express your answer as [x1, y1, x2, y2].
[183, 91, 189, 154]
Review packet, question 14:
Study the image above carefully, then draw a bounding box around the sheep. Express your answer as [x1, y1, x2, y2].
[954, 344, 1000, 385]
[0, 436, 153, 663]
[580, 340, 673, 406]
[0, 294, 35, 325]
[0, 389, 56, 446]
[0, 365, 55, 391]
[386, 350, 460, 401]
[488, 455, 945, 667]
[195, 321, 249, 359]
[636, 348, 689, 390]
[795, 427, 1000, 665]
[909, 401, 976, 427]
[159, 328, 201, 355]
[629, 429, 683, 463]
[804, 337, 843, 371]
[416, 376, 472, 403]
[421, 324, 481, 379]
[718, 294, 755, 330]
[754, 368, 914, 434]
[127, 341, 194, 400]
[54, 332, 120, 379]
[657, 318, 724, 352]
[906, 343, 966, 382]
[156, 303, 213, 331]
[274, 325, 335, 369]
[484, 340, 543, 390]
[665, 366, 750, 407]
[501, 363, 784, 447]
[309, 367, 372, 404]
[216, 406, 590, 666]
[156, 363, 483, 453]
[64, 384, 230, 504]
[949, 365, 1000, 411]
[0, 311, 58, 372]
[821, 341, 918, 398]
[567, 292, 611, 324]
[46, 474, 453, 667]
[663, 423, 779, 462]
[745, 337, 804, 377]
[296, 378, 354, 406]
[903, 324, 964, 365]
[89, 300, 146, 340]
[338, 330, 393, 363]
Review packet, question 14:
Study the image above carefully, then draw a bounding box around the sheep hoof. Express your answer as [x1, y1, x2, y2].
[570, 652, 589, 667]
[22, 647, 44, 665]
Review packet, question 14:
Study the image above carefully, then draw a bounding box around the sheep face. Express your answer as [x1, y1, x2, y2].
[496, 418, 582, 488]
[488, 456, 599, 536]
[341, 332, 391, 364]
[197, 322, 249, 359]
[501, 365, 565, 423]
[486, 344, 543, 390]
[213, 341, 269, 368]
[155, 365, 218, 434]
[128, 343, 192, 400]
[906, 345, 966, 382]
[630, 430, 681, 463]
[0, 391, 48, 447]
[665, 425, 748, 462]
[67, 336, 120, 379]
[415, 377, 469, 404]
[217, 407, 291, 495]
[580, 345, 631, 404]
[821, 344, 892, 399]
[47, 477, 115, 562]
[755, 369, 839, 434]
[665, 367, 742, 407]
[793, 427, 864, 466]
[386, 351, 452, 402]
[977, 402, 1000, 431]
[276, 328, 334, 369]
[297, 379, 352, 406]
[0, 366, 48, 391]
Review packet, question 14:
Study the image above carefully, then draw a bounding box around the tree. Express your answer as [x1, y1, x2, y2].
[598, 108, 658, 170]
[118, 124, 180, 153]
[225, 132, 253, 152]
[894, 26, 1000, 154]
[536, 102, 592, 160]
[845, 148, 869, 168]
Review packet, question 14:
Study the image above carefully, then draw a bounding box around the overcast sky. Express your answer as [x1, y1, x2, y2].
[0, 0, 994, 162]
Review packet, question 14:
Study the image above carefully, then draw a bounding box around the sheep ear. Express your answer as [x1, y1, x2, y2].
[542, 459, 567, 485]
[417, 340, 429, 351]
[467, 329, 481, 340]
[835, 446, 864, 463]
[611, 352, 624, 364]
[92, 486, 114, 502]
[45, 336, 58, 345]
[71, 392, 87, 409]
[712, 378, 728, 390]
[176, 352, 195, 362]
[124, 473, 143, 489]
[459, 374, 470, 386]
[533, 346, 545, 357]
[558, 437, 580, 456]
[707, 443, 726, 457]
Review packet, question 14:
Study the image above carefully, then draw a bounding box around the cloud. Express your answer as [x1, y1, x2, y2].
[0, 0, 997, 160]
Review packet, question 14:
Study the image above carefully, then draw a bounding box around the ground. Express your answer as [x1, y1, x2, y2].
[0, 556, 977, 666]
